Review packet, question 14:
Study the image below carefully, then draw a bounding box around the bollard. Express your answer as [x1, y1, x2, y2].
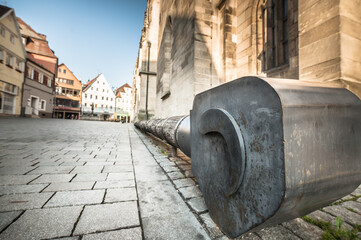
[135, 76, 361, 238]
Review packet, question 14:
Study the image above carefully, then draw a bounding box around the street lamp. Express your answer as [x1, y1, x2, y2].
[145, 40, 151, 120]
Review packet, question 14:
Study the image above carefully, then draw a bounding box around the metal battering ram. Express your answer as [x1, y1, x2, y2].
[135, 76, 361, 238]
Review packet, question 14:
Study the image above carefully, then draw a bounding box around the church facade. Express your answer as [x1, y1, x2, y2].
[132, 0, 361, 120]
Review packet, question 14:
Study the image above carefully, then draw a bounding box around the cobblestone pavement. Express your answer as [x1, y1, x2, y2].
[0, 118, 360, 240]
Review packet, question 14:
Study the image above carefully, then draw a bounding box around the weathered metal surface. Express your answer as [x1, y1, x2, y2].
[162, 116, 186, 147]
[191, 77, 361, 238]
[136, 116, 189, 153]
[135, 76, 361, 238]
[175, 116, 191, 157]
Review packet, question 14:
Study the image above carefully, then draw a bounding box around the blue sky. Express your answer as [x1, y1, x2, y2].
[3, 0, 147, 88]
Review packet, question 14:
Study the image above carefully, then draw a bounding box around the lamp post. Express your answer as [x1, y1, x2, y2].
[145, 40, 151, 120]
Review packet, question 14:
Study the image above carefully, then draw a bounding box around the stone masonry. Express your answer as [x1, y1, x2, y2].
[132, 0, 361, 119]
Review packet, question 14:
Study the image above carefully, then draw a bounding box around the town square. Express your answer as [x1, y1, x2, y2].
[0, 0, 361, 239]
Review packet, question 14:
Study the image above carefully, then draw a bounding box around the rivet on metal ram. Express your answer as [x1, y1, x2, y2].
[135, 76, 361, 238]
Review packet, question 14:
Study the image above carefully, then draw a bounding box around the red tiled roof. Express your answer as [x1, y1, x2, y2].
[17, 17, 43, 40]
[17, 17, 56, 58]
[0, 5, 11, 18]
[83, 74, 102, 92]
[25, 37, 56, 58]
[115, 83, 131, 98]
[27, 53, 57, 74]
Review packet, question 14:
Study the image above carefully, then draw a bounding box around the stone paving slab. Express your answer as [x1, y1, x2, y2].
[134, 165, 168, 182]
[200, 213, 225, 239]
[178, 185, 203, 199]
[167, 171, 185, 180]
[71, 166, 103, 174]
[31, 173, 75, 183]
[173, 178, 196, 189]
[29, 166, 75, 174]
[341, 201, 361, 214]
[60, 162, 85, 166]
[136, 180, 190, 218]
[82, 228, 142, 240]
[73, 201, 140, 235]
[84, 161, 114, 166]
[43, 182, 94, 192]
[45, 189, 104, 208]
[142, 214, 210, 240]
[104, 188, 137, 203]
[307, 209, 354, 230]
[0, 211, 22, 232]
[71, 173, 107, 182]
[0, 192, 53, 211]
[0, 159, 35, 167]
[323, 205, 361, 226]
[0, 184, 48, 195]
[0, 166, 36, 175]
[0, 175, 40, 185]
[93, 180, 135, 189]
[0, 206, 82, 240]
[281, 218, 324, 239]
[187, 197, 208, 213]
[102, 165, 133, 173]
[107, 172, 134, 181]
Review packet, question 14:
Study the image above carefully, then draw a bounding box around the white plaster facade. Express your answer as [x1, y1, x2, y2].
[116, 84, 132, 113]
[82, 73, 115, 116]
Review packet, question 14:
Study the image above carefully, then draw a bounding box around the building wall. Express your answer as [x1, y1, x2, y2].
[82, 74, 116, 115]
[133, 0, 361, 119]
[155, 0, 197, 118]
[22, 61, 54, 117]
[131, 0, 159, 121]
[116, 87, 132, 113]
[54, 64, 82, 118]
[299, 0, 361, 98]
[0, 10, 26, 115]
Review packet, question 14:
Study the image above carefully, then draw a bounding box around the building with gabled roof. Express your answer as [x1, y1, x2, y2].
[114, 83, 132, 122]
[17, 17, 58, 118]
[54, 63, 82, 119]
[0, 5, 26, 116]
[81, 73, 115, 120]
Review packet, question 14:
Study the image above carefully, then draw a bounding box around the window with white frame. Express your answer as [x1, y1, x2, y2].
[40, 100, 46, 110]
[85, 94, 87, 98]
[6, 54, 13, 67]
[47, 77, 52, 87]
[39, 74, 44, 84]
[0, 27, 5, 37]
[10, 34, 14, 44]
[16, 60, 24, 72]
[0, 50, 3, 63]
